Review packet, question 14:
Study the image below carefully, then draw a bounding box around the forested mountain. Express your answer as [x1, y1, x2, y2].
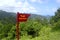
[0, 10, 16, 25]
[0, 10, 51, 40]
[0, 8, 60, 40]
[0, 10, 51, 25]
[0, 10, 51, 20]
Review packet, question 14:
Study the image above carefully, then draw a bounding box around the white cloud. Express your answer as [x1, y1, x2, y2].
[30, 0, 37, 2]
[52, 8, 57, 12]
[13, 1, 37, 13]
[30, 0, 49, 3]
[0, 0, 37, 14]
[38, 7, 57, 15]
[45, 7, 57, 13]
[56, 0, 60, 3]
[0, 0, 15, 6]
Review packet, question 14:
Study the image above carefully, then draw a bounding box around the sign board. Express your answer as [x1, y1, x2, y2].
[17, 12, 30, 22]
[16, 12, 30, 40]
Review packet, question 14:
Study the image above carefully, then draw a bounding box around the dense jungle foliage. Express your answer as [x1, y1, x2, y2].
[0, 8, 60, 40]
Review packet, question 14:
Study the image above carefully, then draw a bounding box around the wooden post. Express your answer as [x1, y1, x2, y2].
[16, 13, 19, 40]
[16, 22, 19, 40]
[16, 12, 30, 40]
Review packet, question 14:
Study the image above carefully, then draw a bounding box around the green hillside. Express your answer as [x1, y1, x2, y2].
[0, 8, 60, 40]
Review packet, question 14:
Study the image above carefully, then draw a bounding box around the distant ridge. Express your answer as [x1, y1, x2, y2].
[0, 10, 51, 25]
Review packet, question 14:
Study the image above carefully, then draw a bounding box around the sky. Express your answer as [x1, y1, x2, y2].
[0, 0, 60, 16]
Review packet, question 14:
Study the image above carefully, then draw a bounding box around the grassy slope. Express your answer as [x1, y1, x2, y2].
[0, 10, 60, 40]
[21, 26, 60, 40]
[1, 26, 60, 40]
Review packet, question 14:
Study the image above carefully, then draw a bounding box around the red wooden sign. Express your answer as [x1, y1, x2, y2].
[17, 12, 30, 22]
[16, 12, 30, 40]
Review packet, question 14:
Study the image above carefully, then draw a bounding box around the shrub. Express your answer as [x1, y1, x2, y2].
[20, 20, 42, 38]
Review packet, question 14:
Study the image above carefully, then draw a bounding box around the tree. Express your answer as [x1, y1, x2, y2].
[50, 8, 60, 24]
[50, 8, 60, 31]
[20, 19, 42, 38]
[54, 8, 60, 22]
